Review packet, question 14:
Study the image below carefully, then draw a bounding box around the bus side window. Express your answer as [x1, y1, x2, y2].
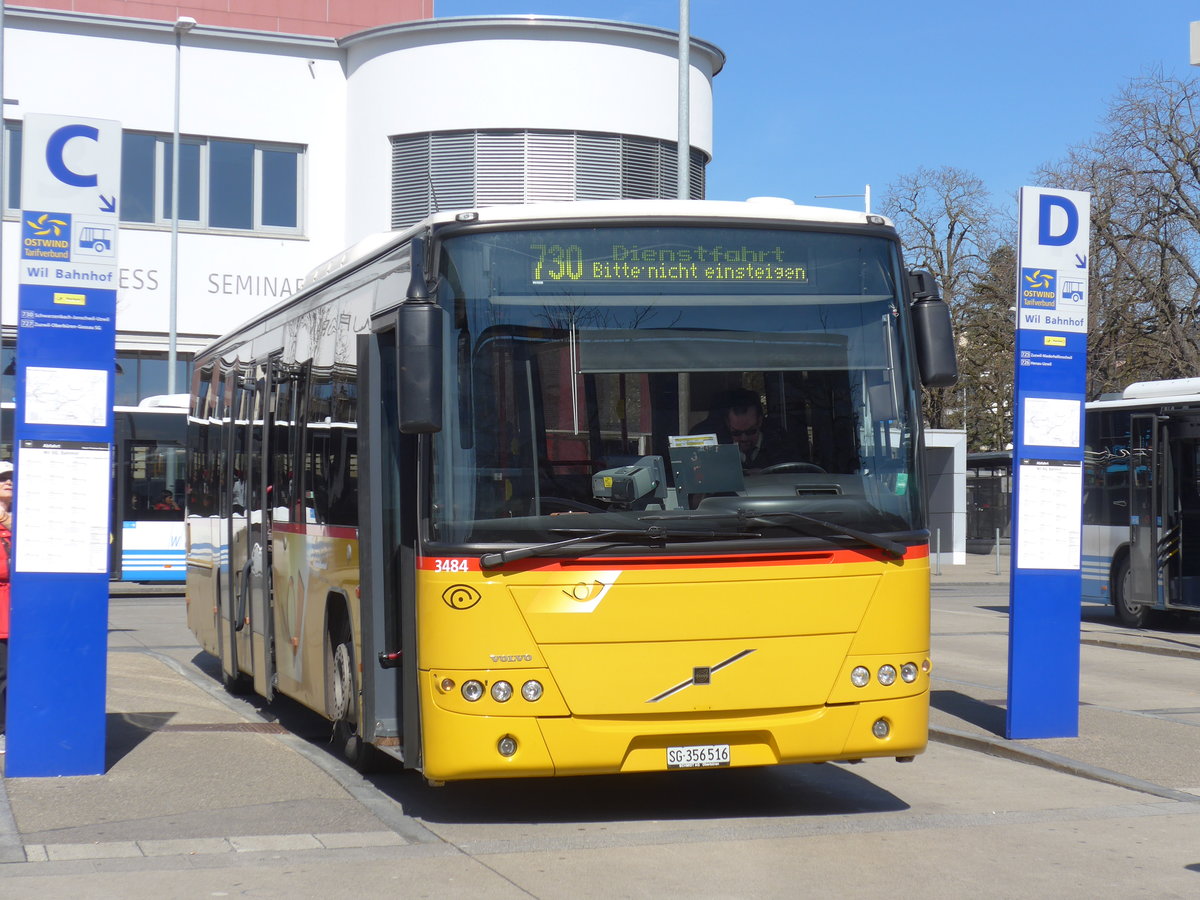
[325, 373, 358, 527]
[187, 367, 215, 516]
[305, 367, 334, 525]
[269, 373, 297, 521]
[299, 369, 359, 528]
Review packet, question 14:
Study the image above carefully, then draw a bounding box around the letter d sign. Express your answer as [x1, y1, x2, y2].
[1038, 195, 1078, 247]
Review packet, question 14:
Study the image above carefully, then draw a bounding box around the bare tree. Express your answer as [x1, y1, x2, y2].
[883, 166, 1004, 430]
[1036, 71, 1200, 396]
[958, 246, 1016, 450]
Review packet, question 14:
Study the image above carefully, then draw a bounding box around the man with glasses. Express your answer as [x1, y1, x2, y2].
[689, 387, 802, 473]
[722, 389, 792, 471]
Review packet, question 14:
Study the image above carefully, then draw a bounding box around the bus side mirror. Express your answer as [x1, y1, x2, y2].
[398, 300, 443, 433]
[907, 270, 958, 388]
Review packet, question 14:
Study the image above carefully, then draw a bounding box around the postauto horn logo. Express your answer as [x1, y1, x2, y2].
[22, 211, 72, 261]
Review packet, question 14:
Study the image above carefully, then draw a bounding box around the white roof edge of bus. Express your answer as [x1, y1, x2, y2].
[1121, 377, 1200, 400]
[460, 198, 892, 227]
[138, 393, 190, 408]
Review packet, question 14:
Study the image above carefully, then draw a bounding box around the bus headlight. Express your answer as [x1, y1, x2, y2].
[498, 735, 518, 757]
[491, 680, 513, 702]
[878, 665, 897, 686]
[851, 666, 871, 687]
[521, 680, 544, 701]
[461, 680, 484, 702]
[900, 662, 919, 683]
[872, 718, 891, 739]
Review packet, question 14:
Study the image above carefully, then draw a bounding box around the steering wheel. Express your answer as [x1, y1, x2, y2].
[534, 496, 607, 514]
[759, 461, 827, 474]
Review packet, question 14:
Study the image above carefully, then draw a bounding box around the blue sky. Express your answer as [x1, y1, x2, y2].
[436, 1, 1199, 212]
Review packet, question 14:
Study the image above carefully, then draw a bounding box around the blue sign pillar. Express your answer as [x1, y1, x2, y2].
[1007, 187, 1090, 739]
[7, 115, 121, 776]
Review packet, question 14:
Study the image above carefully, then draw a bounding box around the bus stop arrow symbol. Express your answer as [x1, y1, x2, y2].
[99, 194, 116, 213]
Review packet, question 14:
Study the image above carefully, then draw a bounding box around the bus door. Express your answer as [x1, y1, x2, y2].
[356, 321, 418, 766]
[1164, 413, 1200, 609]
[1128, 413, 1166, 607]
[230, 364, 275, 698]
[213, 366, 242, 689]
[265, 357, 308, 699]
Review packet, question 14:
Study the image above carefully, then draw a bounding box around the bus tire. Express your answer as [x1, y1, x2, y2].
[1112, 555, 1148, 628]
[328, 621, 382, 773]
[222, 669, 253, 695]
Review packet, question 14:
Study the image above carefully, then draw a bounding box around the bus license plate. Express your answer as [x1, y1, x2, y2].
[666, 744, 730, 769]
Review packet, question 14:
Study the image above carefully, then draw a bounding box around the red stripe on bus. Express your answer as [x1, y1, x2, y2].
[272, 522, 359, 540]
[419, 544, 927, 573]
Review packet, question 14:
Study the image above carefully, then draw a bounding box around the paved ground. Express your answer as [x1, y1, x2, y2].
[0, 557, 1196, 898]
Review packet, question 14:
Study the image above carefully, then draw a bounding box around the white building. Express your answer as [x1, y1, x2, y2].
[0, 3, 723, 404]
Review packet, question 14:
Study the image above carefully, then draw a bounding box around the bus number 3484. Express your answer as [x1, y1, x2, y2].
[434, 558, 471, 573]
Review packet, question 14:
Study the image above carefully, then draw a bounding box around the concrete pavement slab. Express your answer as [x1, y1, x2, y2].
[2, 652, 403, 849]
[3, 586, 1199, 897]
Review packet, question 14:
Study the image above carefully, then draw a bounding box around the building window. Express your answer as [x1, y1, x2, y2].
[4, 122, 303, 235]
[391, 129, 707, 228]
[130, 132, 303, 234]
[2, 122, 20, 214]
[114, 350, 192, 407]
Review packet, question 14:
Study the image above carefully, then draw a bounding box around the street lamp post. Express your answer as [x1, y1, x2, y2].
[676, 0, 689, 200]
[169, 16, 196, 397]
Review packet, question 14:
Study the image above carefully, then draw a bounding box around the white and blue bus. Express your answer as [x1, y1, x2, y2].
[113, 396, 187, 582]
[2, 397, 187, 583]
[1083, 378, 1200, 626]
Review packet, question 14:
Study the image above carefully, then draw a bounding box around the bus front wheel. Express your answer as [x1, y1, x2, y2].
[328, 622, 381, 772]
[1112, 555, 1149, 628]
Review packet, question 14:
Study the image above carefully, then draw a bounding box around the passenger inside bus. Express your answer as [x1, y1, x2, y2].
[154, 490, 180, 511]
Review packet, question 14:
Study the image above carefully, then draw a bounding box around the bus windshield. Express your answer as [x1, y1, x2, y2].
[431, 224, 923, 548]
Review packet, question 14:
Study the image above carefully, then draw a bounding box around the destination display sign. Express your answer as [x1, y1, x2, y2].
[529, 241, 810, 286]
[451, 226, 898, 300]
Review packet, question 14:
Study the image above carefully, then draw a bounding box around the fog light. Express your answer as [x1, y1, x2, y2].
[922, 659, 931, 673]
[878, 665, 897, 686]
[521, 680, 544, 701]
[439, 677, 456, 693]
[497, 735, 518, 757]
[491, 680, 513, 702]
[850, 666, 871, 687]
[872, 718, 891, 739]
[900, 662, 919, 683]
[461, 680, 484, 702]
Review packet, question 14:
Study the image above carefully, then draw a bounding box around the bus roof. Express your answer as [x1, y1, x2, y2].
[1088, 377, 1200, 411]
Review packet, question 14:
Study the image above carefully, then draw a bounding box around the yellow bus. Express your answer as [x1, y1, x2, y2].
[185, 199, 956, 781]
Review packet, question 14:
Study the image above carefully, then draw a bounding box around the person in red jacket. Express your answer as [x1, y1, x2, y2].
[0, 459, 11, 738]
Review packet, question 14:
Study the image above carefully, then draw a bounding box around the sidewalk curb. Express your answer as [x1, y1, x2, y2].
[930, 724, 1200, 804]
[143, 650, 443, 846]
[0, 764, 23, 864]
[1080, 637, 1200, 662]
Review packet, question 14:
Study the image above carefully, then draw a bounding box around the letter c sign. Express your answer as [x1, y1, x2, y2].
[45, 124, 100, 188]
[1038, 195, 1078, 247]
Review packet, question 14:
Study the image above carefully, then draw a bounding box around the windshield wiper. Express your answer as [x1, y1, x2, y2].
[642, 510, 906, 559]
[478, 525, 757, 569]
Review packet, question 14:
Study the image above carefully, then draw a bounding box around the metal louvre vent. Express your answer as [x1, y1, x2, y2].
[576, 132, 622, 200]
[390, 129, 706, 228]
